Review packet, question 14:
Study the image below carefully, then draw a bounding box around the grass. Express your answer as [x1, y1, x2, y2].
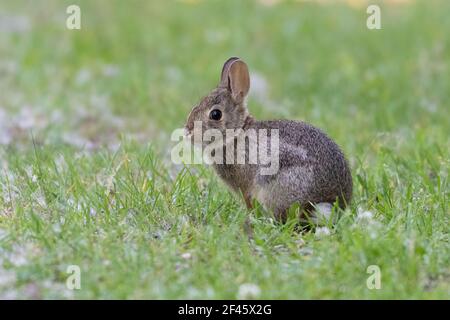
[0, 0, 449, 299]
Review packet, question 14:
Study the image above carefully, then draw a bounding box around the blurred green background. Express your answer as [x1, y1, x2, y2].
[0, 0, 448, 299]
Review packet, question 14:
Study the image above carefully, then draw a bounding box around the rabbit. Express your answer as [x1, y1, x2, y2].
[184, 57, 352, 223]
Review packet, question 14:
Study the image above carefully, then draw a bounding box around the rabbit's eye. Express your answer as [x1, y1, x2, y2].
[209, 109, 222, 121]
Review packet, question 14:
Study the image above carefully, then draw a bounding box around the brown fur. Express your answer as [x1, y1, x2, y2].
[185, 58, 352, 222]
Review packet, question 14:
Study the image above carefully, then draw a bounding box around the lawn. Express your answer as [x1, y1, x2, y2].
[0, 0, 448, 299]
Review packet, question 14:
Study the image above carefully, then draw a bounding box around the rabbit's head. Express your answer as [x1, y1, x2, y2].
[185, 57, 251, 142]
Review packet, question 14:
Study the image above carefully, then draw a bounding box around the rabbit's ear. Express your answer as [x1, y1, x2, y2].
[220, 57, 240, 87]
[228, 60, 250, 104]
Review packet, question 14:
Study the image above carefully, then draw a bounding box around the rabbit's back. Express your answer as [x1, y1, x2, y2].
[254, 119, 352, 209]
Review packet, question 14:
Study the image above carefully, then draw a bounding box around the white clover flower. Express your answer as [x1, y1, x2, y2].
[354, 208, 382, 239]
[33, 190, 47, 208]
[102, 64, 120, 77]
[75, 68, 91, 85]
[356, 208, 374, 222]
[315, 226, 331, 238]
[0, 269, 16, 286]
[181, 252, 192, 260]
[0, 14, 30, 33]
[237, 283, 261, 299]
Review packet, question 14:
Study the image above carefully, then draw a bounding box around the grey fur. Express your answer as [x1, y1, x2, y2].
[185, 58, 352, 222]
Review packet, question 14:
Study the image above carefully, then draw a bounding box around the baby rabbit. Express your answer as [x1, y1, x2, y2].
[185, 57, 352, 223]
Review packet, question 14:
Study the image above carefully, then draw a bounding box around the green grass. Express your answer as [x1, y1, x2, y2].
[0, 0, 449, 299]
